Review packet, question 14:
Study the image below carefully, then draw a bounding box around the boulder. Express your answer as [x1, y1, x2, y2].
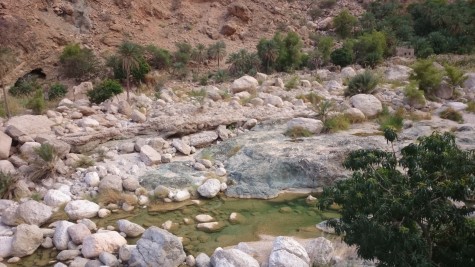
[384, 65, 412, 81]
[195, 214, 214, 223]
[0, 236, 13, 258]
[0, 131, 12, 159]
[264, 95, 284, 107]
[1, 202, 20, 226]
[268, 236, 310, 267]
[11, 224, 43, 257]
[99, 251, 119, 267]
[44, 189, 71, 207]
[67, 223, 91, 245]
[131, 110, 147, 123]
[78, 118, 100, 127]
[173, 189, 191, 202]
[122, 177, 141, 191]
[17, 200, 53, 226]
[221, 23, 238, 36]
[99, 175, 123, 193]
[53, 220, 75, 250]
[119, 244, 136, 262]
[196, 222, 226, 233]
[65, 200, 100, 220]
[118, 101, 132, 116]
[434, 80, 453, 100]
[42, 139, 71, 158]
[227, 2, 250, 22]
[84, 172, 100, 187]
[196, 253, 211, 267]
[210, 248, 259, 267]
[197, 179, 221, 198]
[5, 115, 54, 139]
[0, 160, 15, 174]
[306, 237, 334, 266]
[129, 227, 186, 267]
[341, 67, 356, 79]
[140, 145, 161, 166]
[172, 139, 191, 155]
[344, 108, 366, 122]
[231, 75, 258, 94]
[19, 142, 41, 161]
[350, 94, 383, 118]
[81, 231, 127, 258]
[463, 72, 475, 90]
[117, 219, 145, 237]
[73, 82, 93, 97]
[287, 118, 324, 134]
[189, 131, 219, 148]
[57, 249, 81, 261]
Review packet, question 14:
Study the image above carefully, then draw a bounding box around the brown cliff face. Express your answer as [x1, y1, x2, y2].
[0, 0, 366, 84]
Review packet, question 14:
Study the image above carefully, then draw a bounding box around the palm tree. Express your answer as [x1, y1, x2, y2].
[0, 47, 16, 118]
[208, 41, 226, 69]
[192, 43, 206, 71]
[118, 41, 141, 102]
[257, 39, 279, 73]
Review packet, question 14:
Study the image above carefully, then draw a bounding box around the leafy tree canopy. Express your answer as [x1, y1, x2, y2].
[320, 131, 475, 266]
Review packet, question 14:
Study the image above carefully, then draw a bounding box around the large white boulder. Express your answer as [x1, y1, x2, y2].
[17, 200, 53, 226]
[117, 219, 145, 237]
[384, 65, 412, 81]
[44, 189, 71, 207]
[53, 220, 75, 250]
[67, 223, 91, 245]
[0, 131, 12, 159]
[287, 118, 324, 134]
[197, 179, 221, 198]
[11, 224, 43, 257]
[129, 227, 186, 267]
[350, 94, 383, 118]
[0, 236, 13, 258]
[306, 237, 334, 266]
[5, 115, 54, 139]
[231, 75, 258, 94]
[341, 67, 356, 79]
[65, 200, 100, 220]
[140, 145, 161, 166]
[268, 236, 310, 267]
[81, 231, 127, 258]
[210, 248, 259, 267]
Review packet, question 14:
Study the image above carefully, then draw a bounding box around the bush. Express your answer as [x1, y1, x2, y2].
[333, 10, 357, 39]
[296, 92, 323, 106]
[404, 82, 426, 107]
[174, 42, 193, 65]
[285, 76, 299, 90]
[48, 83, 67, 100]
[330, 47, 354, 67]
[285, 126, 313, 138]
[26, 90, 46, 115]
[30, 143, 59, 182]
[275, 32, 303, 72]
[444, 64, 467, 88]
[257, 39, 279, 73]
[440, 107, 464, 123]
[353, 31, 387, 67]
[87, 79, 123, 104]
[410, 59, 443, 96]
[145, 45, 172, 70]
[9, 74, 41, 97]
[227, 49, 260, 77]
[59, 43, 98, 80]
[324, 114, 350, 133]
[212, 69, 229, 83]
[378, 106, 404, 131]
[0, 171, 17, 199]
[345, 71, 379, 97]
[207, 41, 227, 68]
[107, 55, 151, 83]
[308, 6, 322, 20]
[467, 101, 475, 113]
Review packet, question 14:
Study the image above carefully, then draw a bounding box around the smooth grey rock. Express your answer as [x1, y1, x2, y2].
[81, 231, 127, 258]
[189, 131, 219, 148]
[67, 223, 91, 245]
[195, 252, 211, 267]
[69, 257, 89, 267]
[53, 220, 75, 250]
[350, 94, 382, 118]
[197, 179, 221, 198]
[0, 160, 15, 174]
[0, 236, 13, 258]
[1, 202, 19, 226]
[11, 224, 43, 257]
[231, 75, 258, 94]
[119, 244, 136, 262]
[172, 139, 191, 155]
[306, 237, 334, 266]
[463, 72, 475, 90]
[117, 219, 145, 237]
[99, 174, 123, 193]
[85, 260, 102, 267]
[341, 67, 356, 79]
[129, 227, 186, 267]
[268, 236, 310, 267]
[131, 110, 146, 123]
[84, 172, 100, 187]
[57, 249, 80, 261]
[264, 95, 284, 107]
[287, 118, 323, 134]
[140, 145, 161, 166]
[0, 131, 12, 159]
[44, 189, 71, 207]
[122, 177, 141, 191]
[65, 200, 100, 220]
[99, 251, 119, 267]
[210, 248, 259, 267]
[17, 200, 53, 226]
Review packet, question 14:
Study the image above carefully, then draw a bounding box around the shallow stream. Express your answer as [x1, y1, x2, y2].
[9, 193, 339, 266]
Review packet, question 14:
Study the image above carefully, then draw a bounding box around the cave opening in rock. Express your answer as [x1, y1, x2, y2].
[14, 68, 46, 87]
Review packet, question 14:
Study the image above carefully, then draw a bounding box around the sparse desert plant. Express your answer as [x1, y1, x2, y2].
[444, 64, 467, 88]
[189, 88, 207, 107]
[333, 10, 357, 38]
[296, 92, 323, 106]
[285, 76, 299, 90]
[30, 143, 59, 182]
[212, 69, 229, 83]
[315, 100, 333, 123]
[26, 90, 46, 115]
[404, 82, 426, 107]
[345, 71, 379, 97]
[466, 101, 475, 113]
[324, 114, 350, 133]
[285, 126, 313, 138]
[97, 189, 138, 206]
[378, 106, 405, 131]
[319, 0, 336, 9]
[410, 59, 443, 96]
[227, 49, 260, 77]
[440, 107, 464, 123]
[48, 83, 67, 100]
[0, 171, 18, 199]
[87, 79, 123, 104]
[75, 155, 95, 168]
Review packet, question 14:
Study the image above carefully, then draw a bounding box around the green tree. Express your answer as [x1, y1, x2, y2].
[191, 43, 207, 71]
[145, 45, 172, 71]
[226, 49, 260, 77]
[333, 10, 357, 39]
[174, 42, 192, 65]
[330, 47, 354, 67]
[275, 31, 303, 72]
[257, 39, 279, 73]
[353, 31, 387, 67]
[87, 79, 123, 104]
[0, 47, 16, 118]
[59, 43, 99, 80]
[117, 41, 143, 102]
[410, 59, 443, 96]
[321, 131, 475, 266]
[208, 41, 227, 69]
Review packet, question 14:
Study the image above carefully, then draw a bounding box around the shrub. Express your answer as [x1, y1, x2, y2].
[404, 82, 426, 107]
[27, 90, 46, 115]
[345, 71, 379, 97]
[378, 106, 404, 131]
[0, 171, 17, 199]
[440, 107, 464, 123]
[59, 43, 98, 80]
[189, 88, 207, 106]
[275, 32, 303, 72]
[107, 55, 151, 83]
[285, 126, 313, 138]
[324, 114, 350, 133]
[227, 49, 260, 77]
[48, 83, 67, 100]
[331, 47, 354, 67]
[212, 69, 229, 83]
[257, 38, 279, 73]
[207, 41, 227, 68]
[308, 7, 322, 20]
[87, 79, 123, 104]
[333, 10, 357, 39]
[444, 64, 467, 88]
[9, 74, 41, 96]
[285, 76, 299, 90]
[410, 59, 443, 96]
[145, 45, 172, 70]
[75, 155, 95, 168]
[296, 92, 323, 106]
[174, 42, 193, 65]
[466, 101, 475, 113]
[353, 31, 387, 67]
[30, 143, 59, 182]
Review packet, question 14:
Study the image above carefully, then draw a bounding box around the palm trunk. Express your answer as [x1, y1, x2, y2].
[126, 69, 131, 103]
[2, 83, 10, 118]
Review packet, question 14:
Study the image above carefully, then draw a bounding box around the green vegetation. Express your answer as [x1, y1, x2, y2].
[284, 76, 299, 90]
[378, 106, 405, 132]
[59, 43, 98, 80]
[208, 41, 227, 69]
[467, 101, 475, 113]
[257, 38, 279, 73]
[296, 92, 323, 106]
[440, 107, 464, 123]
[320, 131, 475, 266]
[404, 82, 426, 107]
[0, 171, 17, 199]
[333, 10, 357, 39]
[345, 71, 379, 97]
[26, 90, 46, 115]
[9, 74, 41, 97]
[87, 79, 123, 104]
[285, 126, 313, 138]
[75, 155, 95, 168]
[330, 47, 353, 67]
[307, 35, 334, 69]
[30, 143, 59, 182]
[324, 114, 350, 133]
[353, 31, 387, 67]
[145, 45, 172, 70]
[410, 59, 443, 96]
[226, 49, 260, 77]
[48, 83, 67, 100]
[444, 64, 467, 88]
